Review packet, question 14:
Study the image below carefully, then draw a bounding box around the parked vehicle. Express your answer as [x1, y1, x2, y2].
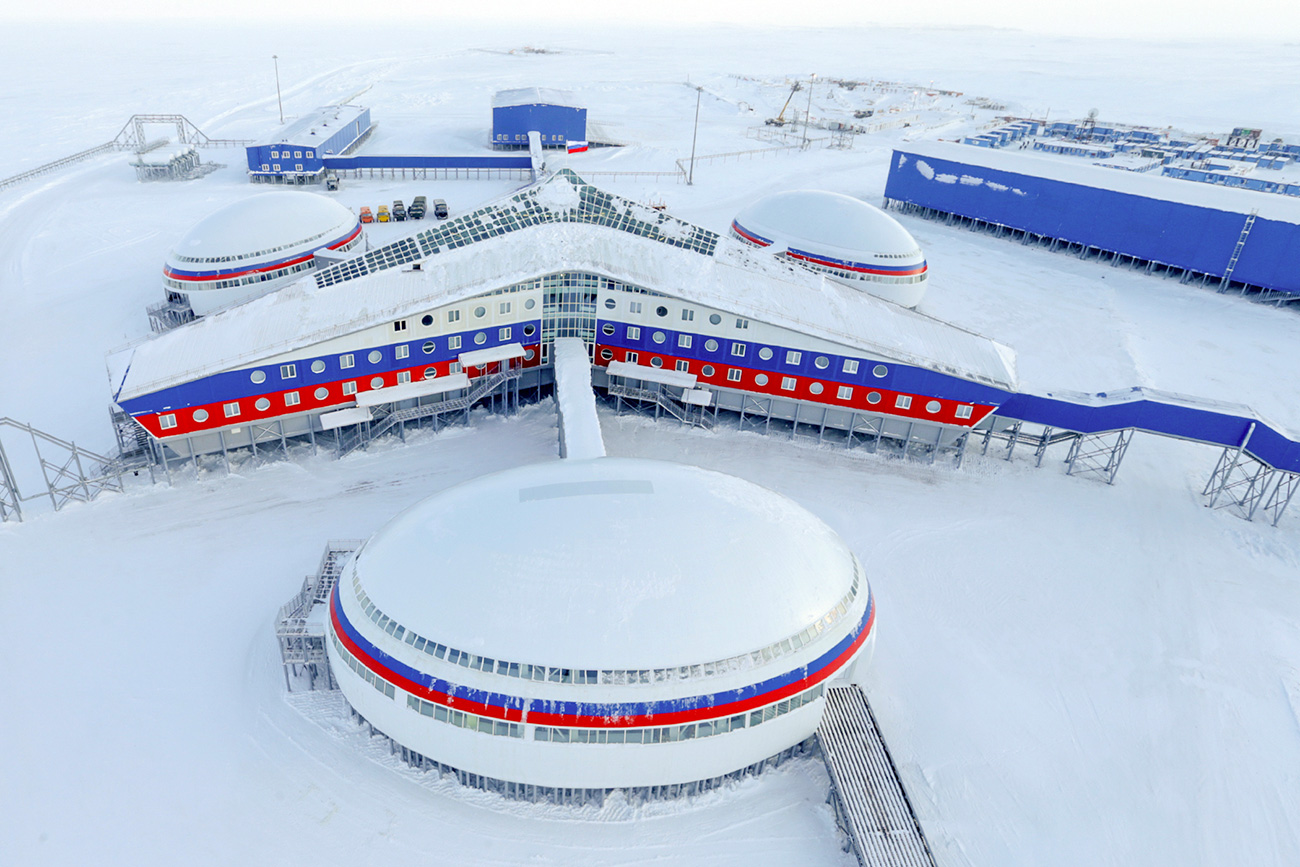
[393, 200, 406, 221]
[409, 195, 427, 219]
[359, 206, 373, 224]
[324, 172, 340, 191]
[432, 198, 449, 219]
[377, 205, 390, 223]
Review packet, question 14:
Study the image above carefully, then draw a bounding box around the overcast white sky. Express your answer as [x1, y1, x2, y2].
[5, 0, 1300, 39]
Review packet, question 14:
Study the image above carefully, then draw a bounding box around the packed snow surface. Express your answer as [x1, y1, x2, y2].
[4, 19, 1300, 867]
[736, 189, 923, 257]
[166, 191, 359, 264]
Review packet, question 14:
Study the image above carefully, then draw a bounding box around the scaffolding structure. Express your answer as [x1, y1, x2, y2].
[0, 417, 130, 523]
[1203, 436, 1300, 526]
[276, 541, 364, 692]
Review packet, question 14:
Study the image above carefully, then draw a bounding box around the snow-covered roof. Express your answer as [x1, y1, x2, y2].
[902, 141, 1300, 223]
[164, 192, 358, 266]
[735, 190, 923, 260]
[351, 457, 856, 669]
[492, 87, 582, 109]
[272, 104, 368, 148]
[111, 172, 1016, 400]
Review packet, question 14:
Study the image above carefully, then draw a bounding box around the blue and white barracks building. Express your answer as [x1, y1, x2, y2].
[492, 88, 586, 150]
[246, 104, 373, 183]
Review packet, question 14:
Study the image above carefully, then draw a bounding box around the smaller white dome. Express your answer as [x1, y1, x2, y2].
[732, 190, 929, 308]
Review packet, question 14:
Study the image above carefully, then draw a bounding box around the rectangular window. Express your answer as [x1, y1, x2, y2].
[678, 334, 692, 349]
[285, 392, 300, 406]
[895, 395, 912, 409]
[837, 385, 853, 400]
[394, 320, 407, 332]
[629, 301, 642, 314]
[261, 163, 269, 171]
[342, 381, 357, 395]
[675, 360, 690, 372]
[956, 404, 974, 419]
[786, 351, 802, 365]
[781, 376, 797, 391]
[340, 353, 354, 369]
[223, 402, 241, 418]
[449, 361, 462, 374]
[626, 351, 639, 363]
[736, 318, 749, 329]
[627, 326, 641, 339]
[499, 327, 511, 340]
[280, 363, 296, 379]
[447, 309, 461, 322]
[448, 335, 462, 350]
[499, 302, 511, 314]
[294, 151, 302, 158]
[843, 359, 860, 374]
[306, 150, 313, 158]
[397, 371, 411, 384]
[159, 413, 177, 430]
[273, 164, 281, 171]
[731, 343, 746, 357]
[395, 345, 409, 361]
[727, 368, 742, 382]
[295, 164, 303, 172]
[681, 309, 695, 321]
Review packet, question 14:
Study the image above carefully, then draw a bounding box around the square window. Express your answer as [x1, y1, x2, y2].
[681, 309, 695, 321]
[295, 164, 302, 171]
[395, 345, 409, 360]
[223, 402, 241, 418]
[273, 164, 280, 171]
[447, 310, 461, 322]
[629, 301, 642, 314]
[306, 150, 313, 158]
[159, 413, 177, 430]
[956, 404, 974, 419]
[786, 351, 802, 365]
[280, 363, 296, 379]
[678, 334, 692, 349]
[394, 320, 407, 332]
[449, 361, 462, 374]
[895, 395, 912, 409]
[499, 327, 511, 340]
[448, 335, 462, 350]
[342, 381, 357, 395]
[340, 353, 354, 369]
[727, 368, 742, 382]
[675, 360, 689, 372]
[837, 385, 853, 400]
[285, 392, 300, 406]
[843, 359, 860, 374]
[499, 302, 511, 314]
[626, 351, 639, 363]
[627, 326, 641, 339]
[736, 318, 749, 329]
[294, 151, 302, 158]
[731, 343, 746, 357]
[397, 371, 411, 384]
[261, 163, 269, 171]
[781, 376, 797, 391]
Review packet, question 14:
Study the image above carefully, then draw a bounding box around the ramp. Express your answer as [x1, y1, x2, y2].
[552, 337, 605, 460]
[818, 685, 938, 867]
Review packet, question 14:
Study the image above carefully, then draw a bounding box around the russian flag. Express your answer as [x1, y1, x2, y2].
[567, 140, 588, 154]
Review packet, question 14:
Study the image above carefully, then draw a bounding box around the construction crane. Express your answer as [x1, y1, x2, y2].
[765, 82, 803, 126]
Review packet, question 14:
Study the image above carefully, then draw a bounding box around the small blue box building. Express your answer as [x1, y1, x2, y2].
[492, 88, 586, 149]
[246, 105, 373, 184]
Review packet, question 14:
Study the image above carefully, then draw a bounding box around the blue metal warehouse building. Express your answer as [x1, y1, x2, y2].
[246, 105, 373, 183]
[883, 142, 1300, 299]
[492, 88, 586, 149]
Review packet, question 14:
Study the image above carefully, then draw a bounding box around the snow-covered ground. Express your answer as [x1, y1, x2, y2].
[3, 20, 1300, 867]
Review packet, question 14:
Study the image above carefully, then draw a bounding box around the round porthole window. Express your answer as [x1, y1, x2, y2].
[872, 364, 888, 378]
[422, 341, 435, 354]
[423, 367, 438, 379]
[370, 377, 384, 389]
[524, 349, 535, 361]
[709, 313, 721, 325]
[705, 339, 719, 352]
[604, 298, 616, 310]
[600, 349, 613, 360]
[867, 391, 882, 404]
[250, 370, 266, 384]
[421, 314, 433, 327]
[651, 357, 663, 368]
[652, 331, 666, 344]
[655, 306, 668, 317]
[474, 306, 486, 318]
[192, 409, 209, 422]
[702, 365, 715, 377]
[474, 332, 487, 345]
[755, 373, 769, 386]
[254, 397, 271, 411]
[314, 387, 329, 400]
[368, 350, 382, 364]
[602, 323, 616, 336]
[759, 347, 773, 361]
[311, 360, 326, 374]
[524, 298, 536, 310]
[810, 382, 824, 395]
[523, 324, 536, 337]
[815, 356, 829, 370]
[926, 400, 941, 414]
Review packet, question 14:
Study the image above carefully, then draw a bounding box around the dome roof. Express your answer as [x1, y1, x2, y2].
[166, 192, 357, 266]
[351, 457, 858, 671]
[733, 190, 921, 262]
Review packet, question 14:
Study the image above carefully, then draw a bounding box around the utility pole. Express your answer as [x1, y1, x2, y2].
[803, 73, 815, 148]
[688, 86, 702, 185]
[273, 55, 284, 125]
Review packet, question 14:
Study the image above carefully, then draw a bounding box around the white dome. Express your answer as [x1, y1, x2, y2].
[732, 190, 928, 307]
[353, 457, 857, 671]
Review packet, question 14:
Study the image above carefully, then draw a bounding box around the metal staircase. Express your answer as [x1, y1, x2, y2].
[606, 381, 714, 429]
[275, 540, 364, 691]
[1219, 209, 1258, 291]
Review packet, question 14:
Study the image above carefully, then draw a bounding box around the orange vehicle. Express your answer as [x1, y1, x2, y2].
[359, 206, 374, 224]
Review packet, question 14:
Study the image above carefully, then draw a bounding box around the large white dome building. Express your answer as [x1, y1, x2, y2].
[326, 456, 875, 795]
[163, 192, 361, 316]
[731, 190, 929, 308]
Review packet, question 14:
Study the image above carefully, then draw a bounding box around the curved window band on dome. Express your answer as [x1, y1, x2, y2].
[171, 221, 354, 265]
[348, 561, 863, 688]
